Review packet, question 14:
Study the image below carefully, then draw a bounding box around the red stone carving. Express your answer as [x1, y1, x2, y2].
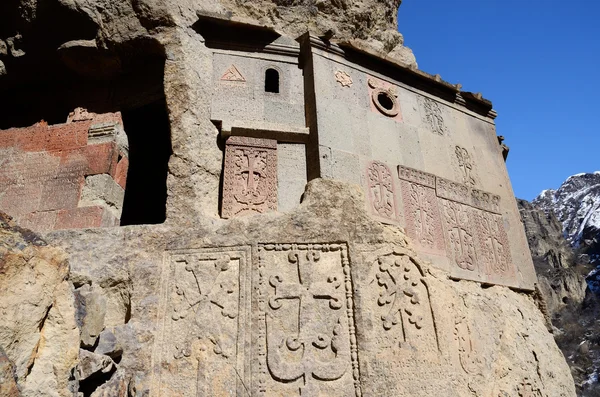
[436, 177, 470, 206]
[222, 136, 277, 218]
[473, 209, 513, 277]
[470, 188, 501, 214]
[367, 76, 402, 121]
[366, 161, 397, 222]
[400, 180, 445, 256]
[440, 199, 477, 272]
[220, 65, 246, 82]
[397, 165, 436, 188]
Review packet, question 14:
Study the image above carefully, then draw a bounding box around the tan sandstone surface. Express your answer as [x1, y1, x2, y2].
[0, 0, 576, 395]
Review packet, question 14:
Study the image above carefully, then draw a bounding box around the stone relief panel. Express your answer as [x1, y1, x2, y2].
[334, 70, 353, 87]
[436, 177, 471, 206]
[397, 165, 436, 188]
[366, 161, 398, 223]
[454, 146, 476, 186]
[360, 248, 447, 395]
[220, 64, 246, 82]
[453, 314, 482, 375]
[367, 76, 402, 121]
[440, 199, 478, 273]
[473, 210, 514, 281]
[255, 243, 361, 397]
[399, 179, 445, 256]
[152, 247, 250, 397]
[222, 136, 278, 218]
[471, 188, 501, 214]
[419, 96, 447, 135]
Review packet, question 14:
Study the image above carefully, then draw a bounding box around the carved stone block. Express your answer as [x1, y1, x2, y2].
[222, 136, 277, 218]
[473, 209, 515, 283]
[436, 177, 471, 206]
[366, 161, 398, 223]
[152, 247, 250, 397]
[255, 243, 361, 397]
[397, 165, 436, 188]
[360, 248, 446, 395]
[440, 199, 478, 274]
[399, 180, 445, 256]
[471, 188, 501, 214]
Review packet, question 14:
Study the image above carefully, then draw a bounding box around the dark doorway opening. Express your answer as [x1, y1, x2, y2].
[120, 100, 171, 225]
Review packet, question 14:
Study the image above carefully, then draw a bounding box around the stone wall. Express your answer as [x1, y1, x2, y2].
[0, 109, 128, 231]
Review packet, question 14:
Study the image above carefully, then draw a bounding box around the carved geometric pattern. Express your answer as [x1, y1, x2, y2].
[436, 177, 471, 206]
[419, 96, 447, 135]
[366, 161, 397, 222]
[221, 64, 246, 82]
[397, 165, 436, 188]
[471, 188, 501, 214]
[374, 250, 439, 351]
[455, 146, 476, 186]
[256, 243, 361, 397]
[400, 180, 445, 256]
[440, 199, 477, 272]
[222, 136, 277, 218]
[473, 209, 512, 277]
[153, 247, 250, 397]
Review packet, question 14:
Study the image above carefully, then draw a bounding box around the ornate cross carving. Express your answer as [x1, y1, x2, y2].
[266, 249, 349, 397]
[367, 161, 396, 220]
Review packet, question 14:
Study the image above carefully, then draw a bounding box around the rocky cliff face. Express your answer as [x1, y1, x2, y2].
[520, 172, 600, 396]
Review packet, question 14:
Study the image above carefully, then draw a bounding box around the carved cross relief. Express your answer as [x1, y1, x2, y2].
[455, 146, 476, 186]
[153, 248, 249, 397]
[420, 96, 447, 135]
[475, 211, 512, 277]
[222, 136, 277, 218]
[257, 243, 361, 397]
[441, 200, 477, 272]
[374, 251, 439, 352]
[366, 161, 397, 221]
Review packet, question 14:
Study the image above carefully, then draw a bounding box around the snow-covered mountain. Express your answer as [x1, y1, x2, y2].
[533, 172, 600, 256]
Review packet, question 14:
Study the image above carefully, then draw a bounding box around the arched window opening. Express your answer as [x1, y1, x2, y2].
[265, 68, 280, 93]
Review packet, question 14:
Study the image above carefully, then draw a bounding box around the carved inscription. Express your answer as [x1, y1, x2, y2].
[256, 243, 361, 397]
[454, 315, 481, 375]
[400, 180, 445, 255]
[440, 200, 477, 272]
[474, 210, 512, 277]
[153, 247, 249, 397]
[419, 96, 447, 135]
[455, 146, 476, 186]
[436, 177, 470, 205]
[397, 165, 436, 188]
[373, 250, 439, 352]
[220, 64, 246, 82]
[222, 136, 277, 218]
[366, 161, 397, 221]
[471, 188, 501, 214]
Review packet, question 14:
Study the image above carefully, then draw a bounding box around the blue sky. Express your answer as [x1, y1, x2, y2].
[398, 0, 600, 200]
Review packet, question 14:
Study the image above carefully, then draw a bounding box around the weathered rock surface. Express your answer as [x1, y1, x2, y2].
[26, 180, 573, 396]
[0, 212, 79, 396]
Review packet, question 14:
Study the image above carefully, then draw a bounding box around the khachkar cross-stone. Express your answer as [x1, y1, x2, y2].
[366, 161, 396, 221]
[222, 136, 277, 218]
[257, 243, 361, 397]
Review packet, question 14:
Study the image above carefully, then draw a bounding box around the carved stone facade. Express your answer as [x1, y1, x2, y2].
[222, 136, 278, 218]
[255, 243, 361, 397]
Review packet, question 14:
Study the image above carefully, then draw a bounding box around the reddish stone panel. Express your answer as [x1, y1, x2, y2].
[365, 160, 398, 223]
[38, 175, 84, 212]
[439, 198, 478, 273]
[18, 211, 58, 232]
[400, 179, 445, 256]
[0, 109, 127, 231]
[472, 209, 515, 284]
[113, 156, 129, 189]
[367, 76, 402, 121]
[84, 142, 118, 175]
[0, 184, 43, 216]
[221, 136, 277, 218]
[55, 206, 105, 229]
